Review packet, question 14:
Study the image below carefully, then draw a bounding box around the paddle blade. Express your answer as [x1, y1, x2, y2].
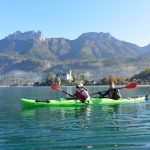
[51, 84, 62, 91]
[125, 83, 137, 89]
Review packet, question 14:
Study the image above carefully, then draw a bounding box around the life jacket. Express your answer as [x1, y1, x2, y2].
[75, 88, 88, 101]
[109, 88, 114, 97]
[109, 88, 121, 100]
[75, 91, 86, 100]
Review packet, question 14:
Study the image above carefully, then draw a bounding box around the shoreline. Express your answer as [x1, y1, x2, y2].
[0, 84, 150, 88]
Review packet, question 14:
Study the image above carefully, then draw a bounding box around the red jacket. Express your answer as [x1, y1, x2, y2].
[75, 91, 86, 100]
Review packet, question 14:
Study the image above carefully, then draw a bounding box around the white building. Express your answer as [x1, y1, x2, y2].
[59, 70, 73, 82]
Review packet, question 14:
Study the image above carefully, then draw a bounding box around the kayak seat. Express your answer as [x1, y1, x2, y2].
[35, 99, 50, 103]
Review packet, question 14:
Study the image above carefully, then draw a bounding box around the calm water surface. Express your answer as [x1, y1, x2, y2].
[0, 86, 150, 150]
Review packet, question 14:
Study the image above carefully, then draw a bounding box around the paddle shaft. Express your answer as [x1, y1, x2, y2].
[91, 86, 128, 96]
[60, 90, 75, 97]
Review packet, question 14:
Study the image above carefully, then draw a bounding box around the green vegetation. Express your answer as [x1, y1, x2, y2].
[130, 68, 150, 84]
[100, 75, 126, 85]
[131, 68, 150, 79]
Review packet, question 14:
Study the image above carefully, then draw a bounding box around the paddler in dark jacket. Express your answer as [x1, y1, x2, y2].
[75, 83, 90, 103]
[99, 81, 121, 100]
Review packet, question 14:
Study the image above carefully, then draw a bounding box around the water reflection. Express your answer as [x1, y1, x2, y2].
[21, 105, 121, 120]
[21, 106, 92, 120]
[21, 104, 123, 134]
[1, 86, 150, 150]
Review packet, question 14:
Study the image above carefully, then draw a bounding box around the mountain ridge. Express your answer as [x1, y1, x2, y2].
[0, 31, 148, 60]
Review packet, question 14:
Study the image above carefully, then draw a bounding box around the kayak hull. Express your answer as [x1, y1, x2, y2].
[21, 96, 146, 107]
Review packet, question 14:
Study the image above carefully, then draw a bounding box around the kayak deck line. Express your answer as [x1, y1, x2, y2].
[21, 96, 148, 107]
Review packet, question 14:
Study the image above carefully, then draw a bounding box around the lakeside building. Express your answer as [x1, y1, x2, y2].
[59, 70, 73, 83]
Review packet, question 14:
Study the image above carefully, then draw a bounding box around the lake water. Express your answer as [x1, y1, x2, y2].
[0, 86, 150, 150]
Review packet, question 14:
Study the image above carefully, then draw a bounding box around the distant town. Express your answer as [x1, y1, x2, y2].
[0, 68, 150, 87]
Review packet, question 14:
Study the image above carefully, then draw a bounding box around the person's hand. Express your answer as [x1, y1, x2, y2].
[98, 92, 102, 95]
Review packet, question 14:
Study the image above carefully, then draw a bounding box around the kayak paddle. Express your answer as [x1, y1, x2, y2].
[51, 84, 75, 97]
[91, 82, 137, 96]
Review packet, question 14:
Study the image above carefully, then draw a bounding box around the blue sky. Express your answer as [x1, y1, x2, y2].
[0, 0, 150, 46]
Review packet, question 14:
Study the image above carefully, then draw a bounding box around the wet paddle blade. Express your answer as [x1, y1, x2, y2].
[51, 84, 62, 91]
[124, 83, 137, 89]
[51, 84, 74, 97]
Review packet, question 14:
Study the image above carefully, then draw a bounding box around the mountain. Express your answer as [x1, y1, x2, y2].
[60, 32, 143, 60]
[0, 30, 150, 81]
[0, 31, 147, 61]
[44, 32, 145, 60]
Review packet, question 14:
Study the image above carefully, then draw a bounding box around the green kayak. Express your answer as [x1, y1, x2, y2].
[21, 96, 147, 107]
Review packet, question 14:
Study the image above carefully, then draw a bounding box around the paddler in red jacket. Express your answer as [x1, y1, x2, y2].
[75, 83, 90, 103]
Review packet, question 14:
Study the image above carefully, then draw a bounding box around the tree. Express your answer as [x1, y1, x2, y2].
[54, 75, 61, 85]
[46, 73, 55, 85]
[101, 75, 126, 85]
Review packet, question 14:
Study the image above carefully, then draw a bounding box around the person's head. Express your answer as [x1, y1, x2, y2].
[109, 81, 115, 88]
[76, 83, 84, 90]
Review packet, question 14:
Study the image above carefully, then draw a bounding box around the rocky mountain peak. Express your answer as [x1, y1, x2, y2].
[78, 32, 114, 41]
[5, 30, 46, 41]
